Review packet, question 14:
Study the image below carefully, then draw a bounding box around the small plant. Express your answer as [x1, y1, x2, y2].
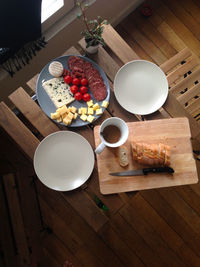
[77, 1, 108, 48]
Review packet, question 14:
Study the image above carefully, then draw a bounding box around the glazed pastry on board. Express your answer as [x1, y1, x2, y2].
[131, 142, 170, 166]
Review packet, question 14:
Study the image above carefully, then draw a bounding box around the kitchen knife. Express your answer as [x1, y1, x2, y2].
[109, 167, 174, 176]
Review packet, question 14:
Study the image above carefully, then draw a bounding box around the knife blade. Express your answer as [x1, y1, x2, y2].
[109, 167, 174, 176]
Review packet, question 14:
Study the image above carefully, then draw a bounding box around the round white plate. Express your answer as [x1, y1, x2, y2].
[33, 131, 94, 191]
[114, 60, 169, 115]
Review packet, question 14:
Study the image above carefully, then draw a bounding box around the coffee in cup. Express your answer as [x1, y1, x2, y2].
[95, 117, 129, 154]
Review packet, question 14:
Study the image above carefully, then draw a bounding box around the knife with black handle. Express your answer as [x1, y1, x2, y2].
[109, 167, 174, 176]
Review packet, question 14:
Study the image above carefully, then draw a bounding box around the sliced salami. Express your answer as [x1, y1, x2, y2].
[67, 56, 107, 101]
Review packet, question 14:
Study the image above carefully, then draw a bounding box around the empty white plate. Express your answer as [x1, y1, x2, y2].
[114, 60, 169, 115]
[34, 131, 95, 191]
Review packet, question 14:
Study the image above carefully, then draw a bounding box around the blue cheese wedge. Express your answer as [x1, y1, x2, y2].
[42, 77, 75, 108]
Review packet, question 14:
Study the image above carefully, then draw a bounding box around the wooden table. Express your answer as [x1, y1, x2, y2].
[0, 25, 200, 266]
[0, 24, 200, 249]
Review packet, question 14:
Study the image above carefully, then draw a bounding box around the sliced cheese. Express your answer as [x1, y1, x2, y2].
[87, 115, 95, 123]
[101, 101, 109, 108]
[88, 108, 94, 115]
[87, 100, 93, 107]
[96, 108, 103, 115]
[80, 114, 87, 121]
[42, 77, 75, 108]
[51, 112, 60, 120]
[93, 103, 100, 110]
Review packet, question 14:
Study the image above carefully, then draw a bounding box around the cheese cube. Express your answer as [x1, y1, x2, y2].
[81, 107, 87, 115]
[58, 105, 68, 115]
[96, 108, 103, 115]
[80, 114, 87, 121]
[87, 115, 95, 123]
[67, 112, 74, 120]
[88, 108, 94, 115]
[101, 101, 109, 108]
[93, 103, 100, 110]
[78, 108, 82, 115]
[69, 106, 77, 114]
[73, 113, 78, 120]
[63, 116, 72, 125]
[51, 112, 60, 120]
[87, 100, 93, 107]
[56, 117, 62, 123]
[61, 113, 67, 120]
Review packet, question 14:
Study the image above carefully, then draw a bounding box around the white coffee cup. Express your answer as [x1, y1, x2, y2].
[95, 117, 129, 154]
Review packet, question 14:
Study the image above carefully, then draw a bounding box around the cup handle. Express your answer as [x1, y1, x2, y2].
[95, 142, 105, 154]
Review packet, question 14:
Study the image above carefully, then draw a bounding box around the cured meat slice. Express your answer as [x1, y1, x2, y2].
[92, 87, 107, 101]
[67, 56, 107, 101]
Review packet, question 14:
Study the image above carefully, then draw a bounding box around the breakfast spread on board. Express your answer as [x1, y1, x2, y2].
[40, 55, 109, 126]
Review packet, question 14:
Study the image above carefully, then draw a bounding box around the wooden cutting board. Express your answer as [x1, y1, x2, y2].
[94, 117, 198, 194]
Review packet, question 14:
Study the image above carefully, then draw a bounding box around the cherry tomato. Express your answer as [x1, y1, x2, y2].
[72, 78, 80, 85]
[81, 78, 88, 86]
[64, 75, 72, 84]
[79, 86, 88, 94]
[82, 93, 91, 102]
[74, 92, 82, 101]
[70, 85, 78, 94]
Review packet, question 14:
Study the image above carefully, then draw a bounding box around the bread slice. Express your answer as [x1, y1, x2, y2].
[131, 141, 170, 166]
[118, 146, 129, 167]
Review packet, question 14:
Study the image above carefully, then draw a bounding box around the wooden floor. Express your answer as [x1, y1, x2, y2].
[1, 0, 200, 266]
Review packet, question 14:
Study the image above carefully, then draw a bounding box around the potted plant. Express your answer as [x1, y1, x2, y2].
[77, 1, 108, 54]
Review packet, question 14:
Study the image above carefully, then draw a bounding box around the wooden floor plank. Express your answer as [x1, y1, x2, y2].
[36, 180, 123, 267]
[121, 17, 167, 65]
[130, 193, 200, 266]
[131, 10, 177, 59]
[157, 187, 200, 235]
[15, 171, 44, 265]
[3, 174, 31, 266]
[162, 0, 200, 41]
[110, 212, 167, 267]
[154, 1, 200, 57]
[116, 24, 154, 62]
[120, 204, 186, 267]
[0, 177, 19, 267]
[98, 223, 145, 267]
[140, 190, 200, 257]
[42, 233, 83, 267]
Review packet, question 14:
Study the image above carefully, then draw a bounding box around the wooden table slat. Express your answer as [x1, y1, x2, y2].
[0, 102, 40, 160]
[103, 24, 140, 63]
[166, 56, 199, 85]
[27, 74, 39, 93]
[163, 92, 200, 140]
[9, 87, 59, 137]
[160, 47, 192, 73]
[170, 66, 200, 96]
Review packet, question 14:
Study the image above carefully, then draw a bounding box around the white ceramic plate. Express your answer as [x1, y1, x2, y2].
[114, 60, 169, 115]
[33, 131, 94, 191]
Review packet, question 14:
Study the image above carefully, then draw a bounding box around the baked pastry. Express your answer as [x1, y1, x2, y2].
[131, 141, 170, 166]
[118, 146, 129, 167]
[49, 61, 64, 77]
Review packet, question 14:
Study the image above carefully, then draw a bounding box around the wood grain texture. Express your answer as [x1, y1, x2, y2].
[9, 87, 59, 137]
[0, 102, 40, 160]
[103, 24, 140, 63]
[3, 174, 31, 266]
[2, 1, 200, 266]
[94, 118, 198, 194]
